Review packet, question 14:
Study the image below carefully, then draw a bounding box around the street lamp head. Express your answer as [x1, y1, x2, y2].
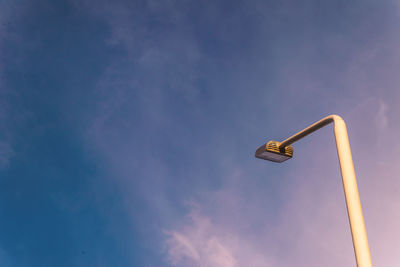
[255, 140, 293, 163]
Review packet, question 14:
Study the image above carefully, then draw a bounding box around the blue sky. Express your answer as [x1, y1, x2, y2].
[1, 0, 400, 266]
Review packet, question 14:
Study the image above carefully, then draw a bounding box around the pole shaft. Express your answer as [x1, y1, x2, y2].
[334, 117, 372, 267]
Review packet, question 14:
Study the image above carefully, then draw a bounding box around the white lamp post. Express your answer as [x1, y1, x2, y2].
[255, 115, 372, 267]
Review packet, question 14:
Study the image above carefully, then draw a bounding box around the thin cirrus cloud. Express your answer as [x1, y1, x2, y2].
[164, 202, 276, 267]
[165, 213, 240, 267]
[163, 162, 354, 267]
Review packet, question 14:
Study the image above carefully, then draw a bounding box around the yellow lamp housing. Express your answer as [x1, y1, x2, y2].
[255, 140, 293, 163]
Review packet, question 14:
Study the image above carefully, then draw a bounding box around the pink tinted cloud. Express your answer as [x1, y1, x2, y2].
[165, 207, 275, 267]
[164, 169, 353, 266]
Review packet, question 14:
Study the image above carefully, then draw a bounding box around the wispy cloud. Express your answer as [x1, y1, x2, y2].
[164, 207, 272, 267]
[163, 166, 353, 267]
[165, 210, 237, 267]
[375, 99, 388, 130]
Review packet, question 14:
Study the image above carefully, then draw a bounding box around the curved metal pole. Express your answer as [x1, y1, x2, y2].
[279, 115, 372, 267]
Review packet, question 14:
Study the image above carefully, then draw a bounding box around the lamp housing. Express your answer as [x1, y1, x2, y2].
[255, 140, 293, 163]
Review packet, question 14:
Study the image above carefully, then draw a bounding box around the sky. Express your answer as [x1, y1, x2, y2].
[1, 0, 400, 266]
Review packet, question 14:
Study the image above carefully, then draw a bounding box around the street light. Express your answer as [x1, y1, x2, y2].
[255, 115, 372, 267]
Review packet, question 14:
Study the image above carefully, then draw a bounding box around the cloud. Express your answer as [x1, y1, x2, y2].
[375, 99, 388, 130]
[163, 171, 353, 267]
[162, 173, 348, 267]
[166, 231, 201, 265]
[164, 208, 270, 267]
[165, 213, 237, 267]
